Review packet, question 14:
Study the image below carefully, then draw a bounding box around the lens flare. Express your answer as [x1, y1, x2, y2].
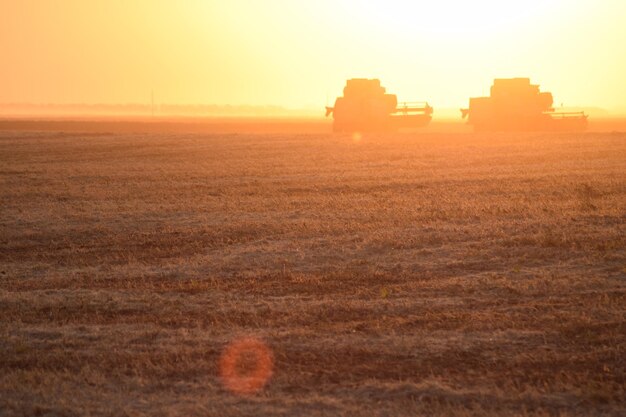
[219, 336, 273, 395]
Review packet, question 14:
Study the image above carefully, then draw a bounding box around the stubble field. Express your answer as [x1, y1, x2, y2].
[0, 124, 624, 416]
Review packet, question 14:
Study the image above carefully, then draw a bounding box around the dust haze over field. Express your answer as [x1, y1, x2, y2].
[0, 125, 624, 416]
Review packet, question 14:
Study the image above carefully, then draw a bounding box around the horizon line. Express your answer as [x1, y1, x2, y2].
[0, 102, 621, 114]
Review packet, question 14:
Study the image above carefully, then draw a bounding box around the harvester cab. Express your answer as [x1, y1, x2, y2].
[326, 79, 432, 132]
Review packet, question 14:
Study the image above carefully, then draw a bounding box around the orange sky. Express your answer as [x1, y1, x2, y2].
[1, 0, 625, 112]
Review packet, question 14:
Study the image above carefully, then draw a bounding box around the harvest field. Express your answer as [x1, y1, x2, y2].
[0, 123, 625, 416]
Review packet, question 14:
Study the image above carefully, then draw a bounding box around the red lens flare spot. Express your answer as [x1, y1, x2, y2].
[219, 337, 274, 395]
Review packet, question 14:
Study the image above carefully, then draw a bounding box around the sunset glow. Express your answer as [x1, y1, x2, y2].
[2, 1, 625, 414]
[1, 0, 625, 112]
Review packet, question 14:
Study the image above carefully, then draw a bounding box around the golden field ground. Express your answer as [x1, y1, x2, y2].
[0, 121, 624, 416]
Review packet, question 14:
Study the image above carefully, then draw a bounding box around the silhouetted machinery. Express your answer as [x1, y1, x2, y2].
[325, 79, 433, 132]
[461, 78, 587, 132]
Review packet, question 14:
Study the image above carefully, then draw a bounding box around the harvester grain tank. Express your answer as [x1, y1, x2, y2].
[461, 78, 587, 132]
[325, 79, 433, 132]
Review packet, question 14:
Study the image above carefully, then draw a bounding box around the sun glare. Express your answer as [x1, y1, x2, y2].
[358, 0, 561, 36]
[346, 0, 565, 38]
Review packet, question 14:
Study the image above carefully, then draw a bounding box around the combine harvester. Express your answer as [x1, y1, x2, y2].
[461, 78, 588, 132]
[325, 79, 433, 132]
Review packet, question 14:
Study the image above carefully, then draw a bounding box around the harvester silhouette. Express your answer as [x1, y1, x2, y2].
[461, 78, 588, 132]
[325, 79, 432, 132]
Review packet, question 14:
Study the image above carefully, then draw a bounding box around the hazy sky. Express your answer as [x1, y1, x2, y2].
[1, 0, 625, 111]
